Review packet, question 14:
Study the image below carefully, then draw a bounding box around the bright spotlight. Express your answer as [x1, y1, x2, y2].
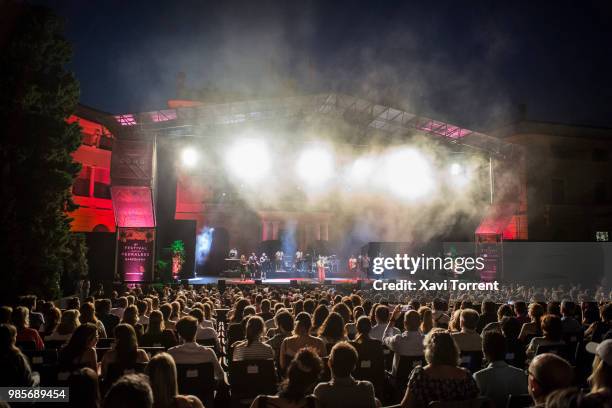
[225, 139, 271, 182]
[181, 147, 199, 168]
[348, 157, 375, 185]
[296, 146, 334, 186]
[450, 163, 462, 176]
[382, 148, 435, 199]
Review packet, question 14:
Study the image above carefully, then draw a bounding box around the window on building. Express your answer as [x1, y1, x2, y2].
[551, 178, 565, 204]
[592, 148, 609, 162]
[92, 168, 111, 199]
[72, 166, 91, 197]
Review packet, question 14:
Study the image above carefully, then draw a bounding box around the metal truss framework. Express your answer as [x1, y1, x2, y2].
[113, 93, 517, 158]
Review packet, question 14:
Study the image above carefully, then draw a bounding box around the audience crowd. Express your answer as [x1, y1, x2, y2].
[0, 282, 611, 408]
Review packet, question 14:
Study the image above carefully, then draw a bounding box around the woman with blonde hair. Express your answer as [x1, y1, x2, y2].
[518, 303, 544, 342]
[587, 339, 612, 399]
[146, 352, 204, 408]
[121, 305, 144, 338]
[418, 306, 433, 334]
[280, 312, 326, 371]
[400, 329, 479, 408]
[45, 309, 80, 342]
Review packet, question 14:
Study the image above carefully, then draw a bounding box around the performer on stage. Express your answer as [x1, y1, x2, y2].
[348, 255, 358, 278]
[240, 254, 249, 281]
[295, 249, 303, 272]
[259, 252, 269, 279]
[359, 254, 370, 280]
[275, 250, 284, 271]
[248, 252, 259, 279]
[317, 256, 326, 282]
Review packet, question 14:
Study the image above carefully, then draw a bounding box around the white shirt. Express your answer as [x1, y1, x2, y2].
[137, 315, 149, 325]
[383, 330, 424, 376]
[110, 307, 125, 318]
[167, 342, 224, 380]
[370, 323, 399, 341]
[473, 361, 528, 408]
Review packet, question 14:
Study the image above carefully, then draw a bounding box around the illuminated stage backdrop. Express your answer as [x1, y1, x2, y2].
[117, 227, 156, 282]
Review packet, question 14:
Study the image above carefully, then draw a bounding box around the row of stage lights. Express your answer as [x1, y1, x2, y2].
[180, 140, 471, 200]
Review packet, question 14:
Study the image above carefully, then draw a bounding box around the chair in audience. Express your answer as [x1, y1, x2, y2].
[176, 363, 216, 407]
[534, 344, 575, 364]
[460, 351, 484, 373]
[429, 396, 492, 407]
[44, 339, 66, 350]
[354, 354, 385, 398]
[197, 338, 221, 355]
[140, 346, 165, 358]
[229, 359, 277, 406]
[504, 350, 526, 369]
[382, 345, 394, 371]
[103, 361, 148, 389]
[505, 394, 533, 408]
[96, 337, 115, 348]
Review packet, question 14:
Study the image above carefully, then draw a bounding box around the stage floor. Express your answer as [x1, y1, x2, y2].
[187, 276, 368, 285]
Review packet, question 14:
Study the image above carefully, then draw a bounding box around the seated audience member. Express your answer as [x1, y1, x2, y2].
[258, 299, 274, 322]
[96, 299, 119, 336]
[585, 304, 612, 343]
[314, 342, 378, 408]
[544, 387, 610, 408]
[250, 348, 323, 408]
[280, 312, 327, 371]
[586, 339, 612, 400]
[519, 303, 545, 342]
[233, 315, 274, 361]
[0, 324, 35, 386]
[473, 331, 527, 408]
[40, 305, 61, 337]
[201, 302, 217, 328]
[102, 373, 153, 408]
[384, 308, 424, 376]
[110, 296, 128, 319]
[400, 330, 479, 408]
[11, 306, 44, 350]
[136, 300, 149, 326]
[80, 302, 107, 338]
[501, 316, 527, 367]
[59, 323, 98, 371]
[482, 304, 514, 333]
[167, 316, 225, 381]
[101, 323, 149, 377]
[514, 301, 531, 326]
[141, 310, 177, 349]
[68, 367, 100, 408]
[311, 304, 330, 336]
[189, 308, 220, 350]
[478, 301, 498, 333]
[371, 305, 400, 341]
[0, 306, 12, 325]
[526, 353, 574, 408]
[560, 301, 583, 334]
[451, 309, 482, 352]
[318, 312, 348, 348]
[46, 309, 80, 342]
[345, 306, 364, 339]
[266, 310, 294, 360]
[350, 315, 384, 361]
[432, 298, 450, 328]
[121, 305, 144, 337]
[146, 352, 205, 408]
[526, 314, 565, 357]
[19, 295, 45, 331]
[418, 306, 433, 334]
[160, 303, 177, 331]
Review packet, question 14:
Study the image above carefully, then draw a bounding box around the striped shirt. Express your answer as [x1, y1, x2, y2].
[232, 340, 274, 361]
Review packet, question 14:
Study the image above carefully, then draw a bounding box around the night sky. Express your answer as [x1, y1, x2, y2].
[39, 0, 612, 130]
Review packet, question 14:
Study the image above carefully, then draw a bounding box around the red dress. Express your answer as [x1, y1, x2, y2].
[17, 328, 44, 350]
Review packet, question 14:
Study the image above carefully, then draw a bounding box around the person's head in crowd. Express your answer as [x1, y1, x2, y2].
[279, 348, 323, 402]
[57, 309, 80, 335]
[68, 367, 100, 408]
[0, 306, 12, 324]
[60, 323, 98, 368]
[547, 302, 561, 316]
[527, 353, 574, 405]
[127, 295, 136, 306]
[294, 312, 313, 336]
[80, 302, 99, 325]
[261, 298, 272, 314]
[497, 304, 514, 322]
[355, 315, 373, 341]
[601, 304, 612, 323]
[561, 301, 576, 318]
[332, 302, 351, 326]
[102, 373, 153, 408]
[514, 301, 528, 317]
[245, 316, 265, 345]
[541, 314, 563, 341]
[529, 303, 545, 326]
[231, 298, 249, 322]
[404, 310, 421, 333]
[460, 309, 479, 332]
[293, 300, 304, 315]
[0, 324, 19, 354]
[176, 316, 198, 343]
[147, 310, 164, 334]
[159, 303, 172, 323]
[424, 329, 460, 366]
[188, 308, 204, 325]
[312, 305, 330, 332]
[352, 306, 365, 322]
[146, 352, 178, 408]
[11, 306, 30, 330]
[96, 299, 112, 317]
[501, 316, 522, 340]
[482, 331, 507, 363]
[121, 305, 139, 327]
[482, 300, 496, 317]
[450, 309, 462, 332]
[202, 303, 213, 320]
[68, 297, 80, 311]
[375, 305, 391, 325]
[116, 297, 128, 310]
[433, 298, 447, 313]
[328, 341, 358, 379]
[545, 387, 608, 408]
[418, 306, 433, 333]
[362, 299, 372, 317]
[275, 310, 294, 335]
[136, 300, 147, 317]
[302, 299, 315, 315]
[114, 324, 139, 365]
[586, 339, 612, 395]
[319, 312, 346, 342]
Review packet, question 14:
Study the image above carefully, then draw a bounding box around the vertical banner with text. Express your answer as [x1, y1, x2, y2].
[116, 227, 156, 282]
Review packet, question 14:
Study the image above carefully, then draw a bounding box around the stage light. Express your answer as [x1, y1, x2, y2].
[181, 147, 199, 168]
[382, 148, 435, 199]
[450, 163, 462, 176]
[225, 139, 271, 182]
[296, 146, 334, 186]
[348, 157, 375, 185]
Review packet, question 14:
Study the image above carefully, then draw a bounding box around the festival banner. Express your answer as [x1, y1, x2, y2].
[116, 227, 155, 282]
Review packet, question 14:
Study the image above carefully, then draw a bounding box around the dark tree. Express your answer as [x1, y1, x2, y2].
[0, 3, 87, 301]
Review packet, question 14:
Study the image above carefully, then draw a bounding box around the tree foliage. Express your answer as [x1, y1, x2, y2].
[0, 3, 87, 301]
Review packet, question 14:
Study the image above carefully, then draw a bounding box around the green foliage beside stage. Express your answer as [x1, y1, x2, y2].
[0, 3, 87, 301]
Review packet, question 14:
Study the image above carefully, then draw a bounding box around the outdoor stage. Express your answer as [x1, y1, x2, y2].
[187, 276, 372, 286]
